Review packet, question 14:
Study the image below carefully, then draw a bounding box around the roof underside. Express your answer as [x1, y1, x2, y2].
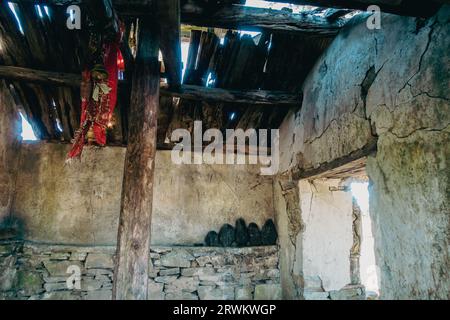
[0, 0, 442, 147]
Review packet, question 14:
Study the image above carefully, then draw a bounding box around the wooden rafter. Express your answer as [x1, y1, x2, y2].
[258, 0, 443, 17]
[19, 0, 443, 19]
[157, 0, 183, 89]
[161, 84, 301, 106]
[0, 65, 300, 106]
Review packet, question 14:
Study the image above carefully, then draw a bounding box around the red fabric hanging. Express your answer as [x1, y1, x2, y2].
[67, 41, 122, 160]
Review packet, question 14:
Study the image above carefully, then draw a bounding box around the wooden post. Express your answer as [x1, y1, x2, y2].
[157, 0, 182, 89]
[112, 19, 160, 300]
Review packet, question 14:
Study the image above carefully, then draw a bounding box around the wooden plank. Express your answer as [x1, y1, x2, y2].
[182, 29, 201, 84]
[258, 0, 442, 18]
[161, 84, 301, 106]
[292, 139, 377, 180]
[19, 0, 443, 19]
[111, 1, 343, 34]
[0, 65, 300, 106]
[180, 4, 343, 35]
[0, 65, 81, 87]
[157, 0, 182, 89]
[112, 18, 160, 300]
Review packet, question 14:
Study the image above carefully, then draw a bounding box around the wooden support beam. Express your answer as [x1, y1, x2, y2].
[22, 0, 443, 19]
[180, 4, 342, 35]
[259, 0, 442, 18]
[0, 66, 299, 106]
[161, 84, 301, 106]
[157, 0, 183, 89]
[0, 65, 81, 87]
[114, 2, 343, 34]
[112, 19, 160, 300]
[292, 139, 377, 180]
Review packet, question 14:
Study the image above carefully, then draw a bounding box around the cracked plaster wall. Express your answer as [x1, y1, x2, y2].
[276, 6, 449, 299]
[12, 142, 275, 246]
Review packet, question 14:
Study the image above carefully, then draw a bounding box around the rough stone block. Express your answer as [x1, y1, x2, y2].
[43, 261, 83, 277]
[196, 255, 213, 267]
[84, 290, 112, 300]
[235, 287, 253, 300]
[44, 282, 70, 292]
[69, 252, 87, 261]
[329, 285, 365, 300]
[85, 253, 114, 269]
[159, 268, 180, 276]
[254, 284, 282, 300]
[154, 276, 179, 284]
[165, 292, 198, 300]
[50, 252, 70, 260]
[85, 268, 113, 276]
[81, 278, 103, 291]
[160, 249, 194, 268]
[147, 280, 165, 301]
[42, 291, 82, 300]
[165, 277, 199, 293]
[303, 291, 330, 300]
[198, 286, 235, 300]
[0, 255, 17, 292]
[181, 267, 215, 277]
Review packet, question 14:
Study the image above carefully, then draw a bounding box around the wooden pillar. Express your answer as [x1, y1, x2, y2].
[112, 19, 160, 300]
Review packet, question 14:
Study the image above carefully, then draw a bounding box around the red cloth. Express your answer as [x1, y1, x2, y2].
[67, 42, 121, 159]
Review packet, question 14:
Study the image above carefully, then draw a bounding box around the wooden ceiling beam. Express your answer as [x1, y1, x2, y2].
[0, 65, 299, 106]
[259, 0, 442, 18]
[161, 84, 301, 106]
[112, 2, 343, 35]
[179, 3, 343, 35]
[20, 0, 443, 18]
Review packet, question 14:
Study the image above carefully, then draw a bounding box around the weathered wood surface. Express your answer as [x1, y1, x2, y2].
[157, 0, 182, 89]
[0, 65, 81, 87]
[258, 0, 442, 17]
[113, 1, 344, 34]
[291, 140, 377, 180]
[161, 84, 301, 106]
[180, 4, 343, 35]
[0, 65, 302, 106]
[111, 0, 442, 18]
[112, 19, 160, 300]
[20, 0, 443, 19]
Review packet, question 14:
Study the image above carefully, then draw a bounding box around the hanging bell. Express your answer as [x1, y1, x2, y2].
[86, 126, 96, 145]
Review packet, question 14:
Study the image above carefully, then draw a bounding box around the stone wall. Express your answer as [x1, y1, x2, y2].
[276, 7, 450, 299]
[12, 143, 274, 246]
[0, 241, 281, 300]
[0, 81, 21, 225]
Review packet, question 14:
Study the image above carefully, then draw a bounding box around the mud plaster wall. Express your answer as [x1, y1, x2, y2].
[12, 143, 275, 246]
[299, 180, 353, 292]
[276, 7, 449, 299]
[0, 81, 21, 224]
